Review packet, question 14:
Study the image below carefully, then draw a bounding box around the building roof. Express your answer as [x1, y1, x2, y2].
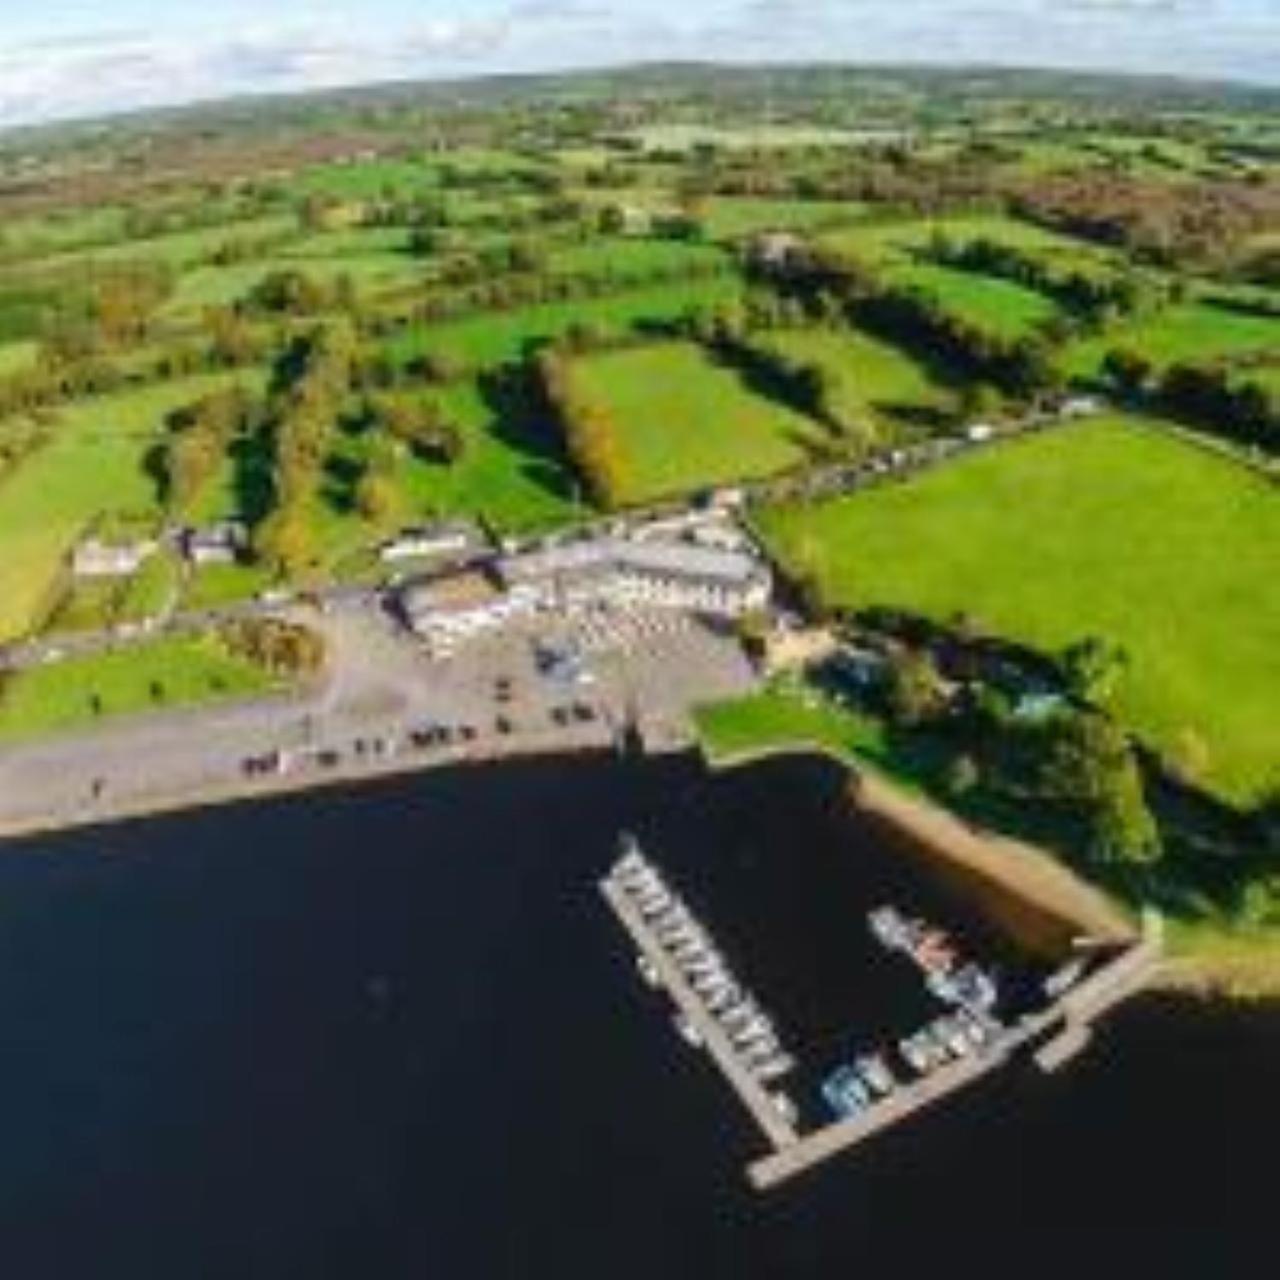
[401, 569, 502, 618]
[499, 538, 766, 590]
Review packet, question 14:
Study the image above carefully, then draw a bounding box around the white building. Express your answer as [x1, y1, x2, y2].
[379, 521, 484, 566]
[400, 531, 772, 654]
[72, 537, 156, 578]
[181, 521, 248, 566]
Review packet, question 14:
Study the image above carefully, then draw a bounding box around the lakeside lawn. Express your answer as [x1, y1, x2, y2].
[755, 415, 1280, 806]
[0, 634, 279, 742]
[696, 684, 892, 771]
[567, 340, 827, 503]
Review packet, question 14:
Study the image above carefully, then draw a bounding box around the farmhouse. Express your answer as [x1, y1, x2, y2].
[72, 537, 156, 578]
[180, 521, 248, 566]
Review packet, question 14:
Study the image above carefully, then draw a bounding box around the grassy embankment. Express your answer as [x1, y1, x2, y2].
[0, 634, 282, 742]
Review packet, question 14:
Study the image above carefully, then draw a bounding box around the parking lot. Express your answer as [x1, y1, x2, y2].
[0, 596, 760, 837]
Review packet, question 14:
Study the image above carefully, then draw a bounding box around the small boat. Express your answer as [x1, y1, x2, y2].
[936, 1016, 971, 1058]
[739, 1035, 781, 1064]
[769, 1091, 798, 1124]
[856, 1052, 896, 1096]
[868, 906, 908, 949]
[822, 1065, 871, 1119]
[899, 1034, 931, 1075]
[636, 955, 660, 987]
[754, 1054, 796, 1083]
[674, 1014, 703, 1048]
[705, 983, 741, 1013]
[721, 1001, 759, 1031]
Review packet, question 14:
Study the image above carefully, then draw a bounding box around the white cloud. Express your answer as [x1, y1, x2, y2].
[0, 0, 1273, 129]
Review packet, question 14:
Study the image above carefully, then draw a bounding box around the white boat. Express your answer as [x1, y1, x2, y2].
[691, 969, 729, 994]
[674, 1015, 703, 1048]
[755, 1054, 796, 1083]
[721, 1002, 759, 1031]
[636, 888, 671, 912]
[739, 1034, 781, 1062]
[769, 1091, 798, 1124]
[732, 1017, 773, 1045]
[705, 984, 741, 1013]
[636, 955, 660, 987]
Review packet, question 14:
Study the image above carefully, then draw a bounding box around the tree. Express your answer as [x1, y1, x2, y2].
[254, 502, 314, 579]
[885, 647, 947, 727]
[1061, 636, 1130, 709]
[1102, 347, 1153, 398]
[355, 468, 403, 529]
[1040, 712, 1161, 864]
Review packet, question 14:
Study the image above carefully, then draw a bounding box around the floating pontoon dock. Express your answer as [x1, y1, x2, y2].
[602, 842, 1162, 1193]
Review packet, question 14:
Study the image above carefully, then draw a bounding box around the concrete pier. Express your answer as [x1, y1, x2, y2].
[600, 874, 799, 1151]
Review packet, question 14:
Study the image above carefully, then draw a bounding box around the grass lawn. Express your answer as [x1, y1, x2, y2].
[1063, 302, 1280, 380]
[701, 198, 867, 240]
[0, 340, 37, 375]
[756, 415, 1279, 806]
[165, 250, 425, 315]
[887, 261, 1060, 341]
[390, 276, 743, 369]
[768, 327, 959, 427]
[567, 340, 827, 503]
[819, 214, 1100, 267]
[0, 634, 279, 742]
[548, 237, 728, 277]
[0, 371, 260, 643]
[696, 683, 891, 769]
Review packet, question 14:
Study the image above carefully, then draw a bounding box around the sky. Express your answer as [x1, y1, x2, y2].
[0, 0, 1276, 129]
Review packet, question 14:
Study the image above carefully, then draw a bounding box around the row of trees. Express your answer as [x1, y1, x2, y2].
[876, 639, 1161, 864]
[1102, 348, 1279, 452]
[926, 233, 1174, 326]
[254, 324, 357, 578]
[534, 348, 627, 509]
[163, 386, 258, 518]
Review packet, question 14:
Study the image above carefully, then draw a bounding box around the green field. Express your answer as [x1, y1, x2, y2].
[756, 416, 1279, 805]
[819, 214, 1101, 267]
[548, 237, 728, 277]
[0, 371, 261, 643]
[568, 340, 826, 502]
[390, 276, 743, 368]
[768, 327, 959, 425]
[887, 261, 1060, 340]
[0, 634, 279, 742]
[1064, 302, 1280, 379]
[701, 198, 867, 240]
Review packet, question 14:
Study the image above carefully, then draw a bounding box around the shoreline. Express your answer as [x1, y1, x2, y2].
[703, 739, 1280, 997]
[0, 727, 625, 844]
[5, 724, 1277, 1000]
[702, 737, 1136, 957]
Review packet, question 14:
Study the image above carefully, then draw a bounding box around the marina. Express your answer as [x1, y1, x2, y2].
[602, 833, 1164, 1192]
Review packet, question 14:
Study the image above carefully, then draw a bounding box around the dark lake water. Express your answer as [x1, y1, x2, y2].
[0, 753, 1276, 1279]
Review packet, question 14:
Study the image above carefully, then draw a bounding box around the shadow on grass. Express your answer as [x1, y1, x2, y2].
[476, 365, 576, 503]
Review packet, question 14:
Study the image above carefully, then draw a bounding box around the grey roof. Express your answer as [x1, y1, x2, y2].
[500, 538, 767, 589]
